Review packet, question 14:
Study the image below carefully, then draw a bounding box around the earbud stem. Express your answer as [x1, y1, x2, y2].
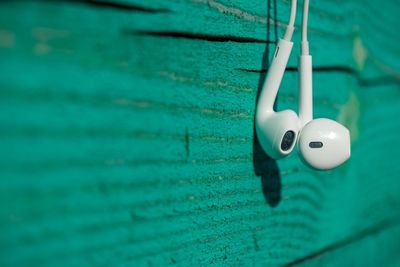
[299, 55, 313, 127]
[257, 38, 293, 120]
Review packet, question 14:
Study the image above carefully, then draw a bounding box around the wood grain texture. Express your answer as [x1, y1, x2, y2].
[0, 0, 399, 266]
[286, 217, 400, 267]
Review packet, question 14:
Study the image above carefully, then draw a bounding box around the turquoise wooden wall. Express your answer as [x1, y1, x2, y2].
[1, 0, 399, 266]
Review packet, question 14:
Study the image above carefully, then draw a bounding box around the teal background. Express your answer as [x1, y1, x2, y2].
[0, 0, 399, 266]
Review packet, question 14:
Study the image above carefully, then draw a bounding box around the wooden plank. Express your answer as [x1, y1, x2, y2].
[0, 0, 399, 266]
[286, 216, 400, 267]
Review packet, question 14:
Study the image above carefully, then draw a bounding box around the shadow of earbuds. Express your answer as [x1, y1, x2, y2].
[252, 0, 282, 208]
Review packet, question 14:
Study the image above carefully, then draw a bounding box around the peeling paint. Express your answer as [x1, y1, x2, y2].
[191, 0, 276, 26]
[352, 30, 368, 71]
[338, 92, 360, 143]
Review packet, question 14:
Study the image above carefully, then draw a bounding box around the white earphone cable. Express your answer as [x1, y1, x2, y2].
[288, 0, 297, 27]
[283, 0, 297, 40]
[301, 0, 309, 55]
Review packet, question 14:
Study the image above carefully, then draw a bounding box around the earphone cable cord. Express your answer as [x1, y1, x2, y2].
[301, 0, 310, 55]
[283, 0, 297, 41]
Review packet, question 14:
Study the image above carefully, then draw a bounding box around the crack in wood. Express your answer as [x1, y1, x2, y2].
[69, 0, 170, 13]
[252, 231, 260, 251]
[284, 215, 400, 267]
[236, 65, 356, 74]
[236, 66, 400, 87]
[127, 30, 275, 44]
[192, 0, 349, 39]
[185, 127, 190, 161]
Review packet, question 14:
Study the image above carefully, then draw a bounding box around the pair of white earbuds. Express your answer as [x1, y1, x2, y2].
[256, 0, 350, 170]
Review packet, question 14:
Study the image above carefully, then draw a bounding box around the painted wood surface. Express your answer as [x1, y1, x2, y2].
[0, 0, 399, 266]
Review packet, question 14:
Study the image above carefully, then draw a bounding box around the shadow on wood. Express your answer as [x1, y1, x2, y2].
[252, 0, 281, 208]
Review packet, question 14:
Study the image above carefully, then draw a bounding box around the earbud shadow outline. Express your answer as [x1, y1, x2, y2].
[252, 0, 282, 208]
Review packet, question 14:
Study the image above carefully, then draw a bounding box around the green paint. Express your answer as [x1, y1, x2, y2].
[0, 0, 399, 266]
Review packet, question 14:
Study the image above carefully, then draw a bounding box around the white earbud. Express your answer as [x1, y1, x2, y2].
[256, 38, 299, 159]
[255, 0, 298, 160]
[256, 0, 351, 170]
[296, 0, 351, 170]
[298, 118, 350, 170]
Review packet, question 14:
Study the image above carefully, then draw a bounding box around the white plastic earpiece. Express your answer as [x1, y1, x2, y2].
[256, 0, 299, 160]
[297, 55, 350, 170]
[298, 118, 350, 170]
[256, 38, 299, 159]
[255, 0, 351, 170]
